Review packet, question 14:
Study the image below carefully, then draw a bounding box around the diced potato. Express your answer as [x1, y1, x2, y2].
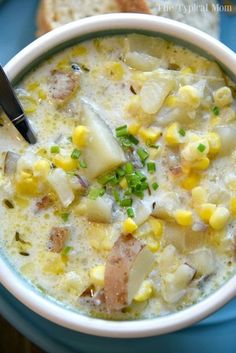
[47, 168, 74, 208]
[140, 78, 174, 114]
[125, 51, 160, 71]
[134, 279, 153, 302]
[133, 200, 151, 226]
[104, 234, 154, 311]
[89, 265, 105, 287]
[81, 101, 126, 179]
[188, 248, 215, 276]
[39, 251, 65, 275]
[152, 191, 179, 220]
[85, 196, 113, 223]
[214, 125, 236, 155]
[159, 244, 178, 273]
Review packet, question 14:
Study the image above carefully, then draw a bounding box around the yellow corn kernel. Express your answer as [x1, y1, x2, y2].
[196, 203, 216, 223]
[119, 177, 128, 189]
[41, 252, 65, 275]
[230, 197, 236, 216]
[147, 239, 160, 252]
[181, 173, 200, 190]
[33, 159, 51, 179]
[174, 209, 193, 226]
[210, 116, 221, 126]
[192, 186, 207, 205]
[209, 206, 230, 230]
[89, 265, 105, 287]
[126, 95, 141, 118]
[123, 218, 138, 234]
[165, 95, 177, 107]
[53, 155, 78, 172]
[55, 58, 70, 70]
[15, 172, 39, 197]
[128, 122, 141, 135]
[134, 280, 153, 302]
[26, 81, 39, 91]
[38, 89, 47, 100]
[139, 126, 162, 144]
[72, 125, 89, 148]
[213, 86, 233, 108]
[20, 96, 37, 114]
[207, 132, 221, 156]
[164, 122, 184, 146]
[191, 157, 210, 170]
[180, 67, 193, 74]
[148, 217, 163, 237]
[178, 85, 201, 109]
[71, 46, 88, 56]
[181, 139, 209, 162]
[104, 62, 124, 80]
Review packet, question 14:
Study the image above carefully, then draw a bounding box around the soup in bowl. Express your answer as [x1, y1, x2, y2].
[0, 14, 236, 337]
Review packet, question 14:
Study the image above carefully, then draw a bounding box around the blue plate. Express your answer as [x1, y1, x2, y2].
[0, 1, 236, 352]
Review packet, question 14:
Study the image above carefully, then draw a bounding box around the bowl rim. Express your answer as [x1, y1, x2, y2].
[1, 13, 236, 338]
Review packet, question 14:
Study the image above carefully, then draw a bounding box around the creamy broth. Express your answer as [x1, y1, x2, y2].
[0, 34, 236, 319]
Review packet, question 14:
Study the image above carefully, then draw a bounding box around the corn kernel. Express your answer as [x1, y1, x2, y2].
[209, 206, 230, 230]
[191, 157, 210, 170]
[128, 122, 141, 135]
[139, 126, 162, 144]
[41, 252, 65, 275]
[196, 203, 216, 222]
[230, 197, 236, 216]
[148, 217, 163, 237]
[210, 116, 221, 126]
[38, 89, 47, 100]
[213, 86, 233, 108]
[134, 280, 153, 302]
[53, 155, 78, 172]
[164, 122, 184, 146]
[15, 172, 39, 197]
[180, 67, 193, 74]
[55, 58, 70, 70]
[192, 186, 207, 205]
[178, 85, 201, 109]
[123, 218, 138, 233]
[207, 132, 221, 156]
[89, 265, 105, 287]
[26, 81, 39, 91]
[104, 62, 124, 80]
[33, 159, 51, 179]
[174, 209, 193, 226]
[72, 125, 89, 148]
[119, 177, 128, 189]
[147, 239, 160, 252]
[165, 95, 177, 107]
[181, 173, 200, 190]
[72, 46, 88, 56]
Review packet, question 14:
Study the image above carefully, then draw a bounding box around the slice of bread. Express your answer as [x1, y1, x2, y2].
[36, 0, 120, 36]
[37, 0, 219, 38]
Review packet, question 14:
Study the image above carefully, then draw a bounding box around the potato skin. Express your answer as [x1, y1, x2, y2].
[104, 234, 145, 311]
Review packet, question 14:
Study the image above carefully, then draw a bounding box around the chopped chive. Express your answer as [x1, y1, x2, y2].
[147, 161, 156, 174]
[98, 172, 115, 185]
[178, 128, 186, 137]
[88, 187, 105, 200]
[127, 207, 135, 218]
[120, 198, 133, 207]
[125, 163, 134, 174]
[61, 213, 69, 222]
[116, 167, 125, 177]
[137, 147, 149, 163]
[50, 145, 60, 153]
[116, 125, 128, 137]
[148, 144, 159, 149]
[212, 106, 220, 116]
[62, 246, 73, 255]
[79, 159, 87, 168]
[197, 143, 206, 153]
[71, 148, 81, 159]
[128, 134, 139, 145]
[152, 182, 159, 191]
[113, 190, 120, 203]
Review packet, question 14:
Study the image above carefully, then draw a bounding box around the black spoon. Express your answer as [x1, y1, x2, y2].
[0, 65, 37, 144]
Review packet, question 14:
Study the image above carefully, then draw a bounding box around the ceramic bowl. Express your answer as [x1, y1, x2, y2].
[1, 13, 236, 338]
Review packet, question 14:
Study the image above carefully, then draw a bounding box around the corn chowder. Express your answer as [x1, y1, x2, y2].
[0, 34, 236, 319]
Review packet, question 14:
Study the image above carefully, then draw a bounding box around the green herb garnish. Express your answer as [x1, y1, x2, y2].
[212, 106, 220, 116]
[125, 163, 134, 174]
[147, 161, 156, 174]
[137, 147, 149, 163]
[71, 148, 81, 159]
[116, 125, 128, 137]
[62, 246, 73, 255]
[152, 182, 159, 191]
[88, 188, 105, 200]
[79, 159, 87, 168]
[178, 128, 186, 137]
[61, 213, 70, 222]
[50, 145, 60, 153]
[197, 143, 206, 153]
[120, 198, 133, 207]
[127, 207, 135, 218]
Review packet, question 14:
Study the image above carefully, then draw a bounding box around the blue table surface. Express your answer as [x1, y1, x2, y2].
[0, 1, 236, 353]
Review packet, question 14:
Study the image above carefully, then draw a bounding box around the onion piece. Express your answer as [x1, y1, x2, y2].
[47, 168, 74, 207]
[4, 151, 20, 176]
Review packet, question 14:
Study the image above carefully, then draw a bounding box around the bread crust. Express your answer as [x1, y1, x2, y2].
[116, 0, 150, 13]
[36, 0, 53, 36]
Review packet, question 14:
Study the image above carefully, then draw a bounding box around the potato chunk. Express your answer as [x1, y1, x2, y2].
[85, 196, 113, 223]
[104, 234, 154, 311]
[81, 102, 126, 179]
